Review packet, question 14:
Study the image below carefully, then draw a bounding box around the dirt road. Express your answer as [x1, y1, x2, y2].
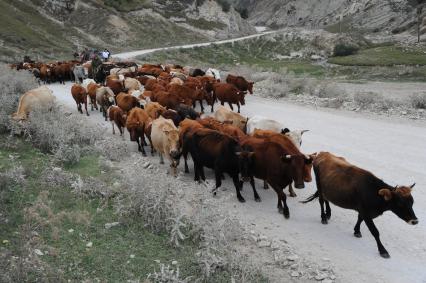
[50, 81, 426, 283]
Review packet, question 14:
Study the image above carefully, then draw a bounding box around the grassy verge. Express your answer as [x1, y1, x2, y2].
[0, 135, 203, 282]
[329, 45, 426, 66]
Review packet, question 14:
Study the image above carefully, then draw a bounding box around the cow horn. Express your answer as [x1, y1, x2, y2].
[301, 130, 309, 135]
[410, 183, 416, 189]
[285, 155, 292, 159]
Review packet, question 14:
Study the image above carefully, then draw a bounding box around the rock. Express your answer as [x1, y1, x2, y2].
[330, 275, 336, 280]
[250, 235, 258, 242]
[287, 255, 299, 261]
[290, 271, 300, 277]
[154, 259, 160, 263]
[258, 240, 271, 248]
[172, 260, 178, 265]
[130, 254, 135, 259]
[270, 242, 280, 250]
[311, 55, 323, 60]
[322, 280, 333, 283]
[290, 263, 298, 270]
[105, 222, 120, 229]
[320, 265, 330, 271]
[322, 257, 330, 261]
[259, 235, 268, 240]
[143, 162, 150, 169]
[86, 242, 93, 248]
[68, 229, 74, 233]
[401, 111, 408, 115]
[315, 273, 328, 281]
[34, 249, 44, 256]
[2, 240, 9, 244]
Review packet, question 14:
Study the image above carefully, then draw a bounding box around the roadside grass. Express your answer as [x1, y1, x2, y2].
[329, 45, 426, 66]
[0, 135, 206, 282]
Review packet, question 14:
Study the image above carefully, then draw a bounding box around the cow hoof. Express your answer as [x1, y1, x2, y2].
[238, 197, 246, 203]
[321, 219, 328, 225]
[380, 252, 390, 259]
[326, 214, 331, 220]
[284, 213, 290, 219]
[142, 153, 147, 157]
[278, 207, 283, 214]
[185, 169, 189, 173]
[255, 197, 261, 202]
[289, 193, 297, 197]
[354, 232, 362, 238]
[213, 191, 217, 196]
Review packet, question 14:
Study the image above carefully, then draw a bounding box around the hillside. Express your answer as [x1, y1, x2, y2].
[234, 0, 426, 39]
[0, 0, 255, 62]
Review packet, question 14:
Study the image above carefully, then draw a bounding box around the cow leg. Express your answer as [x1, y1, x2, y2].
[111, 121, 116, 135]
[184, 153, 189, 173]
[364, 217, 389, 258]
[325, 201, 331, 219]
[354, 214, 363, 238]
[136, 138, 142, 153]
[319, 194, 328, 224]
[263, 181, 269, 190]
[194, 162, 200, 182]
[140, 137, 147, 156]
[274, 186, 289, 218]
[237, 103, 240, 113]
[221, 101, 224, 106]
[250, 177, 261, 202]
[212, 169, 223, 196]
[288, 183, 297, 197]
[211, 104, 214, 113]
[199, 100, 204, 113]
[200, 166, 206, 181]
[159, 153, 164, 164]
[85, 101, 89, 116]
[228, 102, 233, 111]
[232, 174, 245, 203]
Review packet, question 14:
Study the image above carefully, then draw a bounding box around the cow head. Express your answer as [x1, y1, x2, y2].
[164, 129, 181, 163]
[281, 154, 314, 189]
[378, 183, 418, 225]
[236, 150, 255, 182]
[248, 81, 254, 94]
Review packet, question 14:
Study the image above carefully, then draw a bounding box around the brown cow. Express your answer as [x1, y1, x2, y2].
[39, 64, 52, 84]
[252, 130, 315, 196]
[145, 102, 167, 119]
[303, 152, 418, 258]
[71, 84, 89, 116]
[167, 84, 196, 108]
[106, 78, 126, 95]
[108, 105, 127, 136]
[210, 83, 246, 113]
[116, 92, 140, 113]
[126, 108, 152, 156]
[96, 87, 115, 121]
[87, 82, 100, 111]
[152, 91, 189, 110]
[179, 119, 204, 173]
[226, 74, 254, 94]
[240, 137, 313, 217]
[199, 117, 246, 142]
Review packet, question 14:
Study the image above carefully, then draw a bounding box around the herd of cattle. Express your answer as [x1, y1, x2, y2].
[10, 60, 418, 259]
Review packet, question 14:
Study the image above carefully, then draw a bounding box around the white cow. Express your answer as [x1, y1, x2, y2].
[82, 78, 96, 91]
[247, 115, 308, 148]
[212, 105, 247, 131]
[12, 86, 56, 121]
[151, 116, 181, 176]
[206, 68, 221, 81]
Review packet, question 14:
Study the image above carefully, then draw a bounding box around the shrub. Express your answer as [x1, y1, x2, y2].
[333, 43, 359, 57]
[23, 104, 99, 165]
[0, 64, 38, 133]
[409, 92, 426, 109]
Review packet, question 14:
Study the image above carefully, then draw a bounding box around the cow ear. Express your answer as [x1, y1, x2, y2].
[378, 189, 393, 201]
[281, 155, 292, 163]
[281, 128, 290, 134]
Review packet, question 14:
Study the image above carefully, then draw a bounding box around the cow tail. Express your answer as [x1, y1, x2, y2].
[300, 191, 319, 204]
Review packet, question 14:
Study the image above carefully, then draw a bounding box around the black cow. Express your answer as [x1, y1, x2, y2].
[183, 128, 247, 202]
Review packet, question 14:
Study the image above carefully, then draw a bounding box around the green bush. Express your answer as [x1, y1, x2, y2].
[333, 43, 359, 57]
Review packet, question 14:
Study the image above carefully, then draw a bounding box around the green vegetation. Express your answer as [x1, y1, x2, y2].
[102, 0, 151, 11]
[141, 38, 326, 77]
[329, 45, 426, 66]
[0, 136, 203, 282]
[333, 43, 359, 57]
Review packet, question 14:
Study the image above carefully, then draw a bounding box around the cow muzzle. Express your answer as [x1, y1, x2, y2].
[170, 150, 180, 160]
[408, 219, 419, 225]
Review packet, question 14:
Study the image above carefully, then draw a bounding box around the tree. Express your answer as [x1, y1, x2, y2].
[409, 0, 426, 42]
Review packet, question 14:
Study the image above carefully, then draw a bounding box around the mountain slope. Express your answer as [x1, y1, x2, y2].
[235, 0, 426, 38]
[0, 0, 254, 62]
